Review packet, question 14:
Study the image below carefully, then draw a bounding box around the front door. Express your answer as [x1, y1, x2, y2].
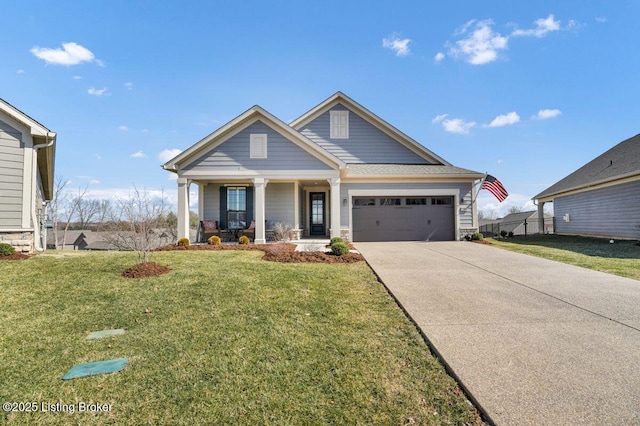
[310, 192, 325, 236]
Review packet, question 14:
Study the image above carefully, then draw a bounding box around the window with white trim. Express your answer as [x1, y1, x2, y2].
[250, 133, 267, 158]
[330, 110, 349, 139]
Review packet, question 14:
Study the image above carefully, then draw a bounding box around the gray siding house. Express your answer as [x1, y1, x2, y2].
[0, 99, 56, 253]
[163, 92, 484, 243]
[534, 134, 640, 239]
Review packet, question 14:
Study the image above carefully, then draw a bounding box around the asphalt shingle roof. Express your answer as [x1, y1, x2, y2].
[345, 164, 483, 177]
[535, 134, 640, 199]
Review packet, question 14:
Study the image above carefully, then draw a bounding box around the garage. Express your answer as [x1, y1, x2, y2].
[352, 196, 455, 242]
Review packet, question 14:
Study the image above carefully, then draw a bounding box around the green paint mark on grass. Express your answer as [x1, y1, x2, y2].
[87, 328, 126, 340]
[62, 358, 128, 380]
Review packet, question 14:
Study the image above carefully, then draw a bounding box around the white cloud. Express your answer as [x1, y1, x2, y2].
[535, 109, 562, 119]
[488, 111, 520, 127]
[432, 114, 448, 123]
[131, 151, 146, 158]
[72, 75, 82, 80]
[88, 87, 108, 96]
[448, 19, 508, 65]
[118, 125, 128, 131]
[595, 16, 607, 23]
[124, 82, 133, 90]
[16, 69, 25, 74]
[30, 42, 97, 66]
[511, 14, 560, 38]
[442, 118, 476, 134]
[141, 129, 149, 133]
[89, 179, 101, 185]
[434, 52, 445, 63]
[382, 34, 412, 57]
[158, 149, 182, 163]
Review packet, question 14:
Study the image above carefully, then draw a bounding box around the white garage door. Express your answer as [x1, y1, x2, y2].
[352, 196, 455, 242]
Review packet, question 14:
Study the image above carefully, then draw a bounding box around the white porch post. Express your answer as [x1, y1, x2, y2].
[177, 177, 190, 241]
[537, 201, 546, 235]
[253, 178, 266, 244]
[329, 177, 341, 239]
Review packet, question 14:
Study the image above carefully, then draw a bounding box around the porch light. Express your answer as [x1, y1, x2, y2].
[342, 198, 347, 206]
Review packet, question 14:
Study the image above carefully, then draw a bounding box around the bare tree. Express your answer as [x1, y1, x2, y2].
[103, 186, 168, 264]
[62, 186, 90, 249]
[49, 176, 70, 249]
[508, 205, 525, 214]
[75, 198, 103, 229]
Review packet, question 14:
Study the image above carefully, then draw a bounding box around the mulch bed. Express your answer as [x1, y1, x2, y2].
[122, 262, 172, 279]
[472, 240, 493, 245]
[155, 243, 365, 264]
[0, 253, 31, 261]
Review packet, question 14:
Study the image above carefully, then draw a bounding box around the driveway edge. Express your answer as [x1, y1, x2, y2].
[364, 258, 496, 426]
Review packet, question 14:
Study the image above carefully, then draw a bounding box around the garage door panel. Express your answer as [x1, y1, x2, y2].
[353, 197, 454, 242]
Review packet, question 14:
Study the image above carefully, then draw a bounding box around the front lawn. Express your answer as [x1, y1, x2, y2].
[0, 251, 483, 425]
[487, 235, 640, 280]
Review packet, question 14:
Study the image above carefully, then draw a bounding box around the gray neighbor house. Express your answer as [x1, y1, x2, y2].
[163, 92, 485, 243]
[534, 134, 640, 239]
[0, 98, 56, 253]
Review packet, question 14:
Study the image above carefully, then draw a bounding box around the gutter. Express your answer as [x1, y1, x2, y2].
[31, 132, 55, 252]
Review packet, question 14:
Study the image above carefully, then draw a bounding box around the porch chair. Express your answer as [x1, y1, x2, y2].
[241, 220, 256, 242]
[200, 220, 220, 242]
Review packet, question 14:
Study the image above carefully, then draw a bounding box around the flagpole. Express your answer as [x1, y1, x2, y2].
[471, 172, 488, 205]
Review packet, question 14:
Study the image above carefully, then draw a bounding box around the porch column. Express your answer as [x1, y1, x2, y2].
[253, 178, 266, 244]
[329, 177, 341, 239]
[177, 177, 190, 241]
[537, 201, 546, 235]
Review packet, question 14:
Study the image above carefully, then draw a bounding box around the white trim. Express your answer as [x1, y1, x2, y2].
[179, 169, 340, 179]
[330, 110, 349, 139]
[346, 188, 460, 241]
[164, 107, 345, 171]
[249, 133, 267, 159]
[535, 173, 640, 203]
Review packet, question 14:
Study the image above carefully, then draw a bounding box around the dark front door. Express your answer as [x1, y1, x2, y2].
[310, 192, 325, 236]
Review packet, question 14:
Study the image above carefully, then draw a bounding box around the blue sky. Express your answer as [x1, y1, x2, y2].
[3, 1, 639, 217]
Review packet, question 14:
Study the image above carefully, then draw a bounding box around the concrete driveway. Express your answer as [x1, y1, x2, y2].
[355, 241, 640, 426]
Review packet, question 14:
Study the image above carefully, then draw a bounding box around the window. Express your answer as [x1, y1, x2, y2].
[431, 197, 453, 205]
[380, 198, 401, 206]
[406, 198, 427, 205]
[250, 134, 267, 158]
[227, 187, 246, 228]
[353, 198, 375, 206]
[330, 110, 349, 139]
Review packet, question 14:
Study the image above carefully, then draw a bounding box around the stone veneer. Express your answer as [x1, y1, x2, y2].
[0, 231, 34, 253]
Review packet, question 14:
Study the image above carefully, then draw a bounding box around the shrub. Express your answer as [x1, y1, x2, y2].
[177, 238, 190, 247]
[500, 230, 508, 238]
[208, 235, 221, 245]
[330, 237, 344, 246]
[331, 241, 350, 256]
[272, 222, 294, 242]
[508, 231, 514, 238]
[471, 232, 484, 241]
[238, 235, 250, 245]
[0, 243, 16, 256]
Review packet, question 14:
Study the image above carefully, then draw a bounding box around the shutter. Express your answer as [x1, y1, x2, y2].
[246, 186, 254, 227]
[219, 186, 227, 229]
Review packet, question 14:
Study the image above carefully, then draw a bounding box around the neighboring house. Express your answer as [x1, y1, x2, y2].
[47, 230, 94, 250]
[534, 134, 640, 239]
[479, 211, 553, 237]
[163, 92, 484, 243]
[0, 98, 56, 253]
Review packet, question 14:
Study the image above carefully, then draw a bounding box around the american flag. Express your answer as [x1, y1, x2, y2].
[481, 174, 509, 202]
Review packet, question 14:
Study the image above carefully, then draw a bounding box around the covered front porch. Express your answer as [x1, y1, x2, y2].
[176, 176, 341, 244]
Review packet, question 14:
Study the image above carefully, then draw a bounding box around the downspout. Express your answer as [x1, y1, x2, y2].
[32, 132, 55, 252]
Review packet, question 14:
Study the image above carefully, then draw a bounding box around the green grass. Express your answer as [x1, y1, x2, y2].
[488, 235, 640, 280]
[0, 251, 483, 425]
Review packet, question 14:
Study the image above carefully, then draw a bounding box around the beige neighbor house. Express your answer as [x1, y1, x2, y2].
[163, 92, 484, 243]
[0, 98, 56, 253]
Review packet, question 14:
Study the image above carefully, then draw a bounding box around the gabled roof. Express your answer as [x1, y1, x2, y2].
[290, 92, 451, 166]
[162, 105, 345, 171]
[345, 164, 483, 179]
[535, 134, 640, 200]
[0, 98, 57, 200]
